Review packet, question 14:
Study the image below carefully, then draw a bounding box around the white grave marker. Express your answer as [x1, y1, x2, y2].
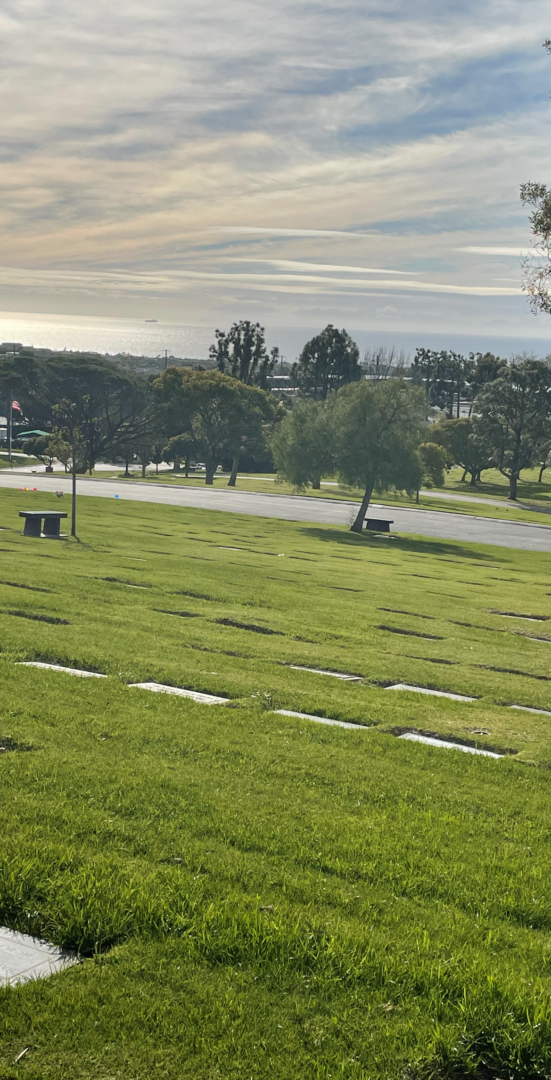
[129, 681, 228, 704]
[0, 927, 77, 987]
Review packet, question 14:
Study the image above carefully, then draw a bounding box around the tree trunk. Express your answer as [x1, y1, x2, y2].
[205, 457, 215, 485]
[228, 452, 240, 487]
[124, 460, 130, 477]
[173, 457, 181, 472]
[509, 473, 518, 500]
[312, 475, 321, 490]
[184, 456, 190, 478]
[539, 464, 546, 483]
[469, 471, 476, 486]
[142, 463, 146, 478]
[461, 469, 467, 482]
[155, 462, 159, 474]
[350, 483, 374, 533]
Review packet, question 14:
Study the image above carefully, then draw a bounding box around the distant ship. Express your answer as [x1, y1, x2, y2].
[145, 319, 158, 323]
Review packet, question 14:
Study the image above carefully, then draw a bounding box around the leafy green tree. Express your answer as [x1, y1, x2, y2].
[48, 430, 72, 473]
[163, 432, 196, 476]
[1, 352, 148, 471]
[411, 349, 474, 417]
[210, 321, 279, 389]
[331, 379, 426, 532]
[226, 382, 280, 487]
[153, 369, 277, 486]
[417, 442, 449, 488]
[293, 325, 361, 400]
[468, 352, 507, 407]
[152, 366, 196, 472]
[430, 418, 492, 485]
[270, 399, 333, 490]
[22, 435, 54, 467]
[473, 360, 551, 499]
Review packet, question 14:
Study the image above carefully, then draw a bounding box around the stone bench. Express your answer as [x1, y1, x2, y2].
[365, 518, 394, 533]
[19, 510, 68, 538]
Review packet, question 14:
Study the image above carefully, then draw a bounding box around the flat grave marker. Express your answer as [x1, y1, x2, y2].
[289, 665, 362, 681]
[398, 733, 502, 758]
[129, 681, 229, 704]
[386, 684, 476, 702]
[0, 926, 77, 987]
[18, 662, 107, 679]
[275, 709, 368, 731]
[509, 704, 551, 717]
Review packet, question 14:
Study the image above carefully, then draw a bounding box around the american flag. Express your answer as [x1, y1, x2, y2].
[12, 400, 22, 412]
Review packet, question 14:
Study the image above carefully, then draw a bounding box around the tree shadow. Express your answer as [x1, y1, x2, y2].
[300, 526, 507, 563]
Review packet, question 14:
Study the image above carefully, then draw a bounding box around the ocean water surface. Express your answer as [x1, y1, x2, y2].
[0, 310, 549, 362]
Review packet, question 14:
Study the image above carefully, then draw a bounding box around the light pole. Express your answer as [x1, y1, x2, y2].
[71, 431, 77, 537]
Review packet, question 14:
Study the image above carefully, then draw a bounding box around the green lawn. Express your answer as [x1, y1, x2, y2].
[2, 489, 551, 1077]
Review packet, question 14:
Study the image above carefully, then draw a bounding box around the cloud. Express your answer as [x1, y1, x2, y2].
[456, 247, 531, 255]
[214, 227, 369, 238]
[0, 0, 547, 338]
[230, 259, 416, 274]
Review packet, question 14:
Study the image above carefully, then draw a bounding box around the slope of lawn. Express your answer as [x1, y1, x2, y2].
[1, 488, 551, 1078]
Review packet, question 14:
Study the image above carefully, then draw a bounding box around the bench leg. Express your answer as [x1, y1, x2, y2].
[43, 516, 61, 538]
[23, 518, 42, 537]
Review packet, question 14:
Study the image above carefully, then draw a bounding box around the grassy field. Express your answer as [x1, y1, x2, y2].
[2, 488, 551, 1077]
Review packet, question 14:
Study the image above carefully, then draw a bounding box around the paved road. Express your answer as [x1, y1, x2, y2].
[2, 470, 551, 552]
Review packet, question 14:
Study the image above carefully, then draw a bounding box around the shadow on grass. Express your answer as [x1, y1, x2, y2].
[300, 526, 502, 563]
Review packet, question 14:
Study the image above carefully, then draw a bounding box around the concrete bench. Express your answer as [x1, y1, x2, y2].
[365, 518, 394, 533]
[19, 510, 68, 538]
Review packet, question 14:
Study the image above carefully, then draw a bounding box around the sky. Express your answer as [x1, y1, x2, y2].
[0, 0, 551, 348]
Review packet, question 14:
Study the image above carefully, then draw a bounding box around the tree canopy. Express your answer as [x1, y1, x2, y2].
[430, 418, 493, 485]
[270, 399, 333, 490]
[209, 321, 279, 389]
[331, 378, 426, 532]
[473, 359, 551, 499]
[0, 351, 147, 471]
[293, 325, 361, 400]
[153, 368, 277, 485]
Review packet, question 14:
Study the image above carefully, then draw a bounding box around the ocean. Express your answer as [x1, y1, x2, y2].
[0, 310, 549, 362]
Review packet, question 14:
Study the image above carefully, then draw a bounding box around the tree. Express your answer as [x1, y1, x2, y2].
[153, 369, 277, 485]
[152, 366, 197, 473]
[521, 179, 551, 315]
[270, 399, 333, 490]
[411, 349, 474, 417]
[330, 379, 426, 533]
[418, 442, 449, 488]
[519, 42, 551, 315]
[430, 418, 492, 485]
[293, 325, 361, 400]
[362, 345, 408, 379]
[0, 351, 148, 471]
[209, 321, 279, 389]
[473, 360, 551, 499]
[48, 430, 72, 473]
[468, 352, 507, 409]
[163, 432, 196, 476]
[225, 382, 280, 487]
[22, 435, 54, 467]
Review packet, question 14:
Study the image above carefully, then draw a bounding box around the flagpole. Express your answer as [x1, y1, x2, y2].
[7, 390, 12, 465]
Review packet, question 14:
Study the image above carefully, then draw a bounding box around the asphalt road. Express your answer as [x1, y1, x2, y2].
[2, 470, 551, 552]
